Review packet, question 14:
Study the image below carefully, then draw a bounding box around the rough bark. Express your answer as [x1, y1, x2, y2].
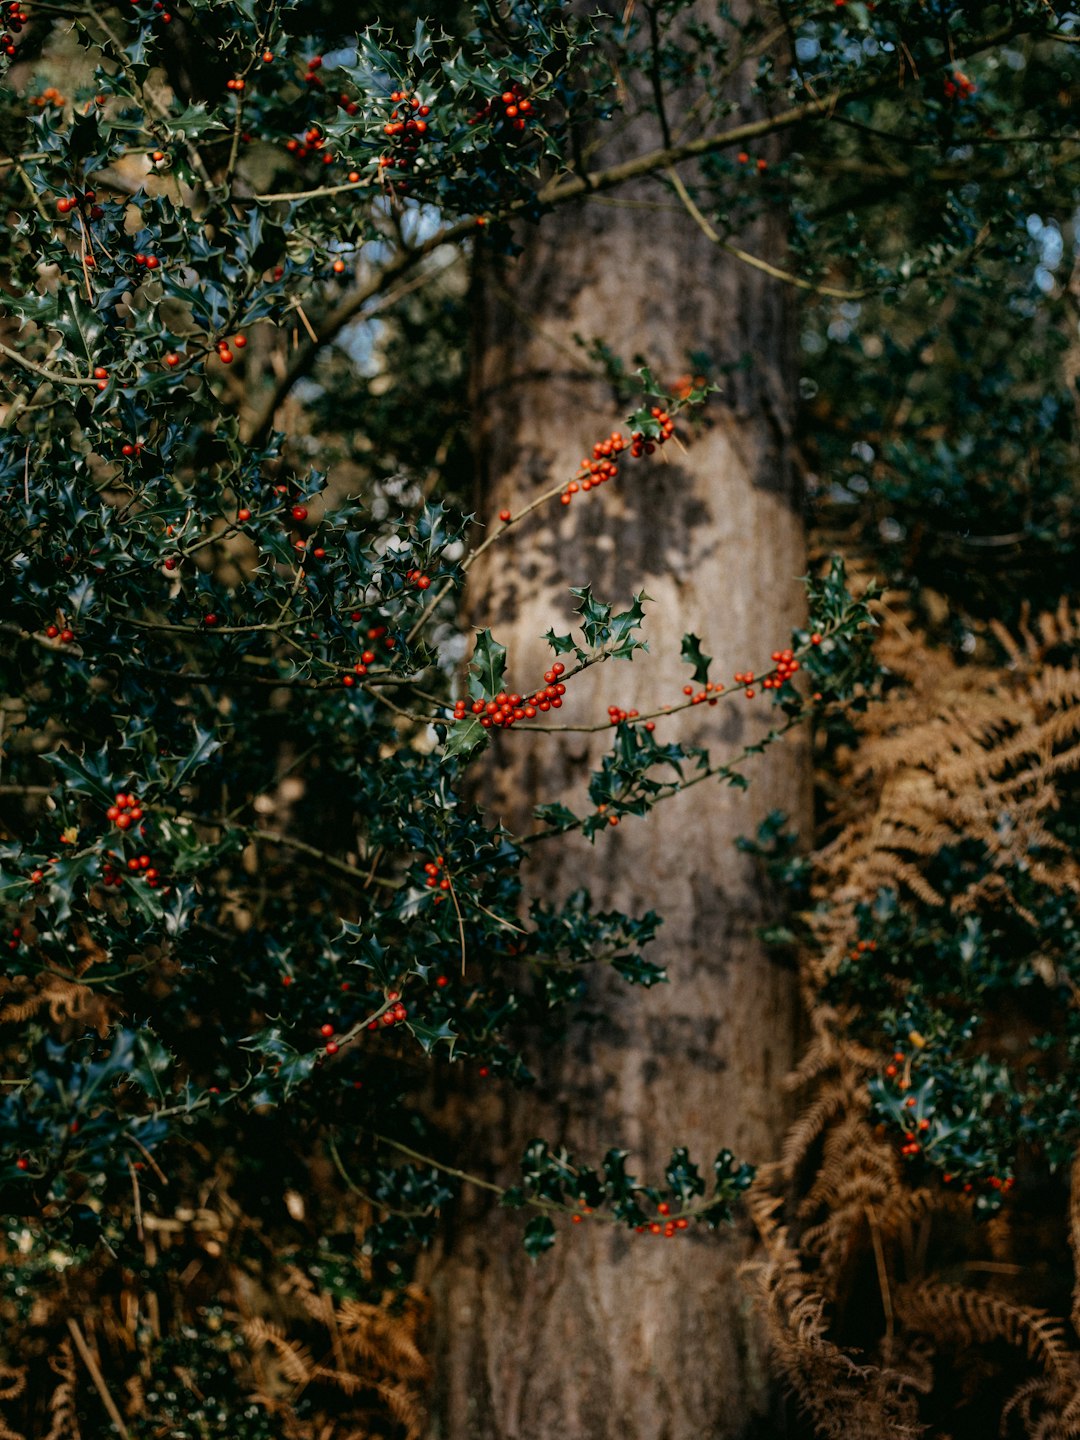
[423, 29, 807, 1440]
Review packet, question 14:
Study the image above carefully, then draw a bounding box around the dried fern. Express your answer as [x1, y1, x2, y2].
[41, 1342, 80, 1440]
[753, 600, 1080, 1435]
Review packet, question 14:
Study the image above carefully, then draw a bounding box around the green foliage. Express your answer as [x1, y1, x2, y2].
[0, 0, 1075, 1427]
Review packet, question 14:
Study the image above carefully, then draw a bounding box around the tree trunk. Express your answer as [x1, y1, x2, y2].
[423, 35, 806, 1440]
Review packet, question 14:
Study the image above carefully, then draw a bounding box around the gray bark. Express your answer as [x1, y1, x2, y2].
[423, 26, 806, 1439]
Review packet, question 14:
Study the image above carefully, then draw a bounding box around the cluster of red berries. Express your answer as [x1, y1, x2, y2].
[604, 705, 657, 732]
[760, 648, 800, 691]
[423, 855, 451, 891]
[56, 189, 103, 220]
[379, 92, 431, 191]
[102, 851, 161, 888]
[560, 411, 676, 507]
[348, 617, 395, 652]
[302, 54, 324, 86]
[736, 152, 769, 171]
[44, 623, 75, 643]
[365, 989, 408, 1032]
[452, 663, 567, 730]
[342, 620, 394, 685]
[133, 252, 161, 274]
[106, 790, 144, 830]
[562, 431, 624, 505]
[943, 70, 976, 100]
[131, 0, 172, 22]
[215, 332, 247, 365]
[30, 86, 64, 108]
[120, 441, 144, 459]
[225, 76, 245, 93]
[1, 0, 28, 56]
[6, 926, 21, 952]
[125, 852, 162, 885]
[630, 1202, 690, 1237]
[318, 1018, 343, 1054]
[682, 681, 725, 706]
[406, 567, 432, 590]
[357, 622, 392, 657]
[98, 856, 123, 888]
[468, 82, 534, 133]
[883, 1045, 907, 1082]
[631, 407, 676, 456]
[286, 125, 334, 165]
[942, 1172, 1014, 1194]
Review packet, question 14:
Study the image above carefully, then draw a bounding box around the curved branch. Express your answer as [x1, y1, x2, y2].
[239, 16, 1032, 446]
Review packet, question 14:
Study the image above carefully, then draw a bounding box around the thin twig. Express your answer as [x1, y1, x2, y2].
[67, 1318, 132, 1440]
[666, 166, 869, 300]
[865, 1204, 895, 1362]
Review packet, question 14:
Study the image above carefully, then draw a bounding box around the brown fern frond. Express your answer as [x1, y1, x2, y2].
[0, 1372, 24, 1406]
[242, 1318, 316, 1387]
[0, 1366, 26, 1440]
[780, 1082, 853, 1178]
[894, 1283, 1076, 1380]
[757, 1255, 928, 1439]
[42, 1341, 81, 1440]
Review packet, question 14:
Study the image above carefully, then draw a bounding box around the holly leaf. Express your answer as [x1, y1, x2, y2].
[533, 801, 579, 831]
[127, 1028, 175, 1104]
[609, 592, 649, 660]
[405, 1015, 457, 1055]
[681, 633, 712, 685]
[43, 746, 115, 805]
[170, 725, 222, 791]
[569, 585, 612, 649]
[522, 1213, 556, 1259]
[466, 628, 508, 701]
[337, 925, 396, 987]
[544, 628, 585, 661]
[444, 714, 488, 762]
[241, 1027, 319, 1101]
